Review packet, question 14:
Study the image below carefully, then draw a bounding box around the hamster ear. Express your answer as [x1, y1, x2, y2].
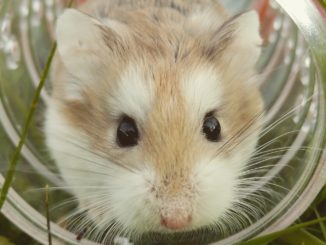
[55, 9, 107, 81]
[206, 11, 262, 73]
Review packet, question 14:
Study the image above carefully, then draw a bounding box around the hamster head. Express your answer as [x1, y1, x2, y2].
[45, 7, 264, 238]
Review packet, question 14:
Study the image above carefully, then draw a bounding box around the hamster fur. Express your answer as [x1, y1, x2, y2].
[45, 0, 264, 241]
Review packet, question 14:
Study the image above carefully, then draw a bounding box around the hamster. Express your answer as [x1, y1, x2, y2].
[45, 0, 264, 242]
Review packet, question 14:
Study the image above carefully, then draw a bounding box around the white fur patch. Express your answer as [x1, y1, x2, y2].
[107, 64, 154, 122]
[192, 157, 237, 227]
[181, 66, 223, 118]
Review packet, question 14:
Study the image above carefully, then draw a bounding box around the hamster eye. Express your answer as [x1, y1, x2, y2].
[202, 113, 221, 142]
[117, 116, 139, 147]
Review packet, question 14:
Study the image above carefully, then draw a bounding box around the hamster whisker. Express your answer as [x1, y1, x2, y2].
[222, 207, 253, 232]
[246, 150, 316, 170]
[237, 185, 285, 198]
[237, 178, 290, 195]
[88, 207, 122, 244]
[58, 208, 90, 229]
[238, 189, 283, 202]
[235, 189, 278, 211]
[67, 213, 90, 233]
[213, 111, 264, 158]
[246, 156, 291, 167]
[233, 204, 265, 224]
[72, 209, 103, 239]
[246, 149, 320, 170]
[260, 94, 314, 135]
[218, 111, 268, 157]
[243, 157, 293, 172]
[255, 145, 325, 157]
[102, 222, 124, 245]
[68, 204, 114, 236]
[52, 149, 119, 169]
[240, 164, 291, 176]
[64, 210, 91, 234]
[49, 191, 111, 213]
[48, 149, 141, 180]
[237, 175, 278, 182]
[239, 180, 292, 196]
[53, 134, 138, 173]
[236, 191, 277, 205]
[64, 153, 132, 174]
[248, 154, 291, 164]
[247, 155, 297, 168]
[239, 167, 277, 176]
[59, 167, 116, 178]
[235, 200, 268, 217]
[30, 186, 110, 193]
[49, 198, 80, 213]
[255, 131, 300, 153]
[210, 218, 227, 237]
[232, 201, 263, 221]
[253, 146, 300, 158]
[217, 203, 248, 234]
[256, 130, 299, 152]
[84, 221, 102, 243]
[221, 110, 305, 165]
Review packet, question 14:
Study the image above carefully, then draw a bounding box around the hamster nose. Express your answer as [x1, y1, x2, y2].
[160, 214, 192, 230]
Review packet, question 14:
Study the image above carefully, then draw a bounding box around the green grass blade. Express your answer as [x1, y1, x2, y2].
[315, 208, 326, 241]
[277, 229, 326, 245]
[45, 185, 52, 245]
[0, 236, 14, 245]
[314, 186, 326, 206]
[0, 0, 75, 210]
[320, 0, 326, 8]
[0, 42, 57, 209]
[239, 217, 326, 245]
[0, 0, 10, 18]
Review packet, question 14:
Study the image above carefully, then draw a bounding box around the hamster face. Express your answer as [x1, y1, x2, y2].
[45, 3, 264, 239]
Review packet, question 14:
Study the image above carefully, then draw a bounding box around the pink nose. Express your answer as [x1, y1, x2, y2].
[160, 214, 192, 230]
